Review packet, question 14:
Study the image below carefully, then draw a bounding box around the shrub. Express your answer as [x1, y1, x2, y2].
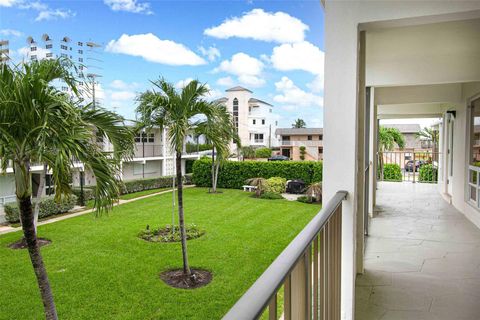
[5, 195, 77, 223]
[193, 158, 323, 189]
[259, 192, 283, 200]
[186, 142, 212, 153]
[72, 187, 95, 205]
[297, 195, 321, 204]
[255, 147, 272, 158]
[265, 177, 287, 194]
[138, 224, 205, 243]
[184, 173, 193, 185]
[299, 146, 306, 161]
[381, 163, 402, 181]
[120, 175, 193, 195]
[241, 146, 255, 159]
[419, 164, 438, 182]
[185, 160, 195, 174]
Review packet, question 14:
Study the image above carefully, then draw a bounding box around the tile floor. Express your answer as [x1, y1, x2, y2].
[356, 182, 480, 320]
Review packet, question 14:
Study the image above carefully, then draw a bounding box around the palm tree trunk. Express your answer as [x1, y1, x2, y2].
[15, 161, 58, 320]
[176, 151, 191, 277]
[34, 164, 47, 232]
[214, 160, 220, 191]
[211, 146, 215, 192]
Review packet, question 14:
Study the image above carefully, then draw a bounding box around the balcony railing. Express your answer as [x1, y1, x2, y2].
[133, 144, 163, 158]
[0, 195, 16, 206]
[223, 191, 347, 320]
[280, 140, 322, 147]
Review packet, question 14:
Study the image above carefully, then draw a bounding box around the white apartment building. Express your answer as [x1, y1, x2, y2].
[218, 86, 279, 150]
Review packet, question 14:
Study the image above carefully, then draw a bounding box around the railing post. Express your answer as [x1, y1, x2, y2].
[291, 255, 307, 319]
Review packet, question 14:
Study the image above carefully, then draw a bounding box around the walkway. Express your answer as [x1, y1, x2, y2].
[0, 186, 193, 235]
[356, 182, 480, 320]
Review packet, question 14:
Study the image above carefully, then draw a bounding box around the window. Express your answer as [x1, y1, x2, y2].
[46, 53, 52, 58]
[319, 135, 323, 140]
[78, 42, 83, 46]
[282, 136, 290, 141]
[308, 135, 312, 141]
[79, 58, 83, 63]
[269, 109, 272, 113]
[233, 98, 239, 133]
[318, 147, 323, 154]
[60, 53, 67, 58]
[46, 44, 52, 49]
[78, 49, 83, 54]
[61, 45, 68, 50]
[275, 121, 278, 126]
[30, 54, 37, 60]
[254, 133, 264, 142]
[262, 119, 265, 125]
[253, 119, 256, 125]
[135, 132, 155, 143]
[30, 46, 37, 51]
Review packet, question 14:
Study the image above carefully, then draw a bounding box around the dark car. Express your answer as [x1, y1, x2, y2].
[405, 160, 426, 172]
[268, 155, 290, 161]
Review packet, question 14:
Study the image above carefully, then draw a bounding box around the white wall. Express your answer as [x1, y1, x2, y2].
[323, 2, 480, 319]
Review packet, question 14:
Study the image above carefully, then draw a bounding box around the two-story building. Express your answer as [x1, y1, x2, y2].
[217, 86, 279, 151]
[276, 128, 323, 161]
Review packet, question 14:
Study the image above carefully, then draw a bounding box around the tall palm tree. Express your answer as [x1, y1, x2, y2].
[292, 118, 306, 128]
[136, 78, 223, 281]
[196, 105, 240, 193]
[0, 59, 134, 320]
[378, 126, 406, 180]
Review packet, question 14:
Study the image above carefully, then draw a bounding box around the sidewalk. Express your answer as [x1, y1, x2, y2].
[0, 186, 193, 235]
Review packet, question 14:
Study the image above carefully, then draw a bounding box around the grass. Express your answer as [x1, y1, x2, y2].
[0, 188, 319, 320]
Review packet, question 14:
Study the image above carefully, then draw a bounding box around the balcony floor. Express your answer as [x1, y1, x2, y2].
[356, 182, 480, 320]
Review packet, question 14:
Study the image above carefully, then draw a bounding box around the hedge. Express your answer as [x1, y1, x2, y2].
[5, 195, 77, 223]
[419, 164, 438, 183]
[193, 158, 322, 189]
[255, 147, 272, 158]
[381, 163, 402, 181]
[120, 174, 193, 194]
[72, 187, 95, 205]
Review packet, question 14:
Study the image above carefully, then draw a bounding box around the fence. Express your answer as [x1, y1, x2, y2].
[378, 151, 440, 183]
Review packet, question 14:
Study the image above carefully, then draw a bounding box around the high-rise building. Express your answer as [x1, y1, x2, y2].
[24, 34, 102, 106]
[0, 40, 9, 64]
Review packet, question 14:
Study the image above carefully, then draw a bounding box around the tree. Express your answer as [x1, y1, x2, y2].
[306, 182, 322, 203]
[292, 118, 306, 128]
[299, 146, 306, 160]
[0, 59, 134, 320]
[378, 126, 406, 180]
[416, 127, 439, 161]
[246, 177, 267, 198]
[195, 106, 239, 193]
[240, 146, 255, 160]
[136, 78, 222, 282]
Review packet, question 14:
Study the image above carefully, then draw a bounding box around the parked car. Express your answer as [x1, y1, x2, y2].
[405, 160, 426, 172]
[268, 155, 289, 161]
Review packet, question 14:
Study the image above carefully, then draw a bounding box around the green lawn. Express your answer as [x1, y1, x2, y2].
[0, 188, 319, 320]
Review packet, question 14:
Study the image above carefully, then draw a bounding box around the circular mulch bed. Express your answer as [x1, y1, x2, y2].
[160, 268, 212, 289]
[139, 225, 205, 243]
[8, 238, 52, 250]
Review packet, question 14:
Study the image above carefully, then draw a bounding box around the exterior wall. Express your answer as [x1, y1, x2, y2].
[323, 2, 480, 319]
[122, 160, 163, 181]
[248, 103, 278, 147]
[278, 134, 324, 160]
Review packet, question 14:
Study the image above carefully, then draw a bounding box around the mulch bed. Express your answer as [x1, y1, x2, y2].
[160, 268, 212, 289]
[8, 238, 52, 250]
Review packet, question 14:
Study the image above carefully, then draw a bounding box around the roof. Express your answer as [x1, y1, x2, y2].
[215, 97, 228, 103]
[249, 97, 273, 107]
[383, 124, 421, 133]
[275, 128, 323, 136]
[225, 86, 253, 93]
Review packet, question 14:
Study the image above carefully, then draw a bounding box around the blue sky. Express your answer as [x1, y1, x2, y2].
[0, 0, 325, 127]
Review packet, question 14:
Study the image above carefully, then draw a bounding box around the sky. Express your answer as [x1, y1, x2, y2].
[0, 0, 326, 128]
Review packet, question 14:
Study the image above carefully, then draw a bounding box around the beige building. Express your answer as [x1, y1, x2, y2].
[276, 128, 323, 160]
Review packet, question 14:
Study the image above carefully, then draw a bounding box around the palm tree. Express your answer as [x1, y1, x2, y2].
[246, 177, 267, 197]
[0, 59, 134, 320]
[292, 118, 306, 128]
[378, 126, 406, 179]
[136, 78, 223, 281]
[196, 105, 240, 193]
[306, 182, 322, 203]
[416, 127, 439, 161]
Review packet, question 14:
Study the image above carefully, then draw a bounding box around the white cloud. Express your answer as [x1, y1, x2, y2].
[110, 79, 140, 90]
[216, 76, 234, 87]
[307, 74, 324, 93]
[271, 41, 324, 75]
[175, 78, 194, 89]
[106, 33, 206, 66]
[35, 8, 75, 21]
[199, 46, 220, 62]
[274, 76, 323, 108]
[0, 29, 22, 37]
[215, 52, 265, 88]
[110, 90, 136, 101]
[0, 0, 17, 6]
[206, 88, 223, 100]
[104, 0, 152, 14]
[204, 8, 308, 43]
